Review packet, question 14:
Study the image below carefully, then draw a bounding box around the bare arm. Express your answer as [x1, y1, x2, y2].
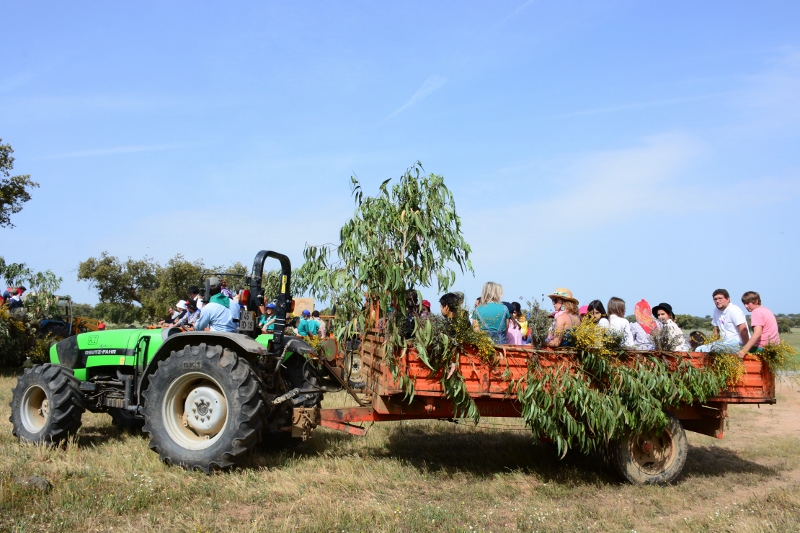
[737, 325, 762, 357]
[546, 315, 570, 347]
[736, 322, 750, 345]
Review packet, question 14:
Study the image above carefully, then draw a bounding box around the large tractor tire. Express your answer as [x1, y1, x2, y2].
[609, 414, 688, 485]
[9, 364, 85, 445]
[108, 407, 145, 432]
[141, 344, 264, 473]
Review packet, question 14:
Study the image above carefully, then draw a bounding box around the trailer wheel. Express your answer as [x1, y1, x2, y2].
[108, 408, 144, 432]
[142, 344, 264, 473]
[610, 414, 688, 485]
[9, 364, 84, 445]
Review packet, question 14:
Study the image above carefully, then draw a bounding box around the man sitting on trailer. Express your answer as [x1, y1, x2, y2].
[697, 288, 749, 352]
[194, 277, 237, 333]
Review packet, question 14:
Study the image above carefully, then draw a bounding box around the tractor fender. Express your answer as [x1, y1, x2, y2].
[136, 331, 266, 402]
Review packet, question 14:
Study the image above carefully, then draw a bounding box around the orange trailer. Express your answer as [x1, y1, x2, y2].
[299, 332, 775, 484]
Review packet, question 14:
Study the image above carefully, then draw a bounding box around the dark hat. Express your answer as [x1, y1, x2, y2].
[188, 285, 199, 294]
[18, 286, 26, 292]
[652, 302, 675, 319]
[301, 310, 311, 316]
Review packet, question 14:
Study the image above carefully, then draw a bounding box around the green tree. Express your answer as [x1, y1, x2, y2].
[0, 256, 62, 320]
[146, 254, 204, 318]
[0, 139, 39, 228]
[78, 252, 159, 322]
[303, 162, 472, 341]
[78, 252, 158, 306]
[776, 317, 793, 334]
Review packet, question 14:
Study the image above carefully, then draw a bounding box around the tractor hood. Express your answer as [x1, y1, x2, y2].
[50, 328, 175, 372]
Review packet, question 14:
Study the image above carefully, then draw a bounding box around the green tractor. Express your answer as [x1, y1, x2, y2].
[8, 250, 326, 472]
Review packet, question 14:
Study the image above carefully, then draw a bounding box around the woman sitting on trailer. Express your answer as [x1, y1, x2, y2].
[607, 297, 635, 348]
[545, 288, 580, 347]
[472, 282, 510, 344]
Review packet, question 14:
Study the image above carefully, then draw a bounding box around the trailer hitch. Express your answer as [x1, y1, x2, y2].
[272, 388, 301, 405]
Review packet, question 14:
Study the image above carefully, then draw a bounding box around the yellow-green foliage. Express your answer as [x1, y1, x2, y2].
[451, 309, 495, 363]
[759, 340, 800, 373]
[0, 307, 44, 368]
[571, 317, 623, 355]
[712, 353, 745, 387]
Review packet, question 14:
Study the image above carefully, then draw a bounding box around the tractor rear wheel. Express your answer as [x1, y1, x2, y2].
[609, 414, 688, 485]
[9, 364, 84, 445]
[142, 344, 264, 473]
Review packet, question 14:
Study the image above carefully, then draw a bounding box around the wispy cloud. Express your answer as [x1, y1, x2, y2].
[730, 47, 800, 131]
[36, 144, 184, 160]
[489, 0, 538, 33]
[382, 75, 448, 122]
[0, 67, 49, 93]
[556, 93, 727, 118]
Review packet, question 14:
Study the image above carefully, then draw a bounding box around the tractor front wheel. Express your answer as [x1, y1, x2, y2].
[9, 364, 85, 445]
[609, 413, 688, 485]
[142, 344, 264, 473]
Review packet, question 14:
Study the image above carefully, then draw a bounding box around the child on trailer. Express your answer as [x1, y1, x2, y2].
[607, 297, 634, 348]
[652, 302, 688, 351]
[585, 300, 610, 327]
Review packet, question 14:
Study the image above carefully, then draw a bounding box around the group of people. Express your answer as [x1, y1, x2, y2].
[458, 282, 780, 356]
[157, 280, 329, 338]
[0, 286, 26, 312]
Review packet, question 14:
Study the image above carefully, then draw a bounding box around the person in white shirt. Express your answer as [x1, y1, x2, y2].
[697, 288, 750, 352]
[607, 297, 634, 348]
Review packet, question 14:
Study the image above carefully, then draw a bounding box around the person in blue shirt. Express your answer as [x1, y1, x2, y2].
[297, 309, 320, 337]
[194, 277, 237, 333]
[472, 282, 510, 344]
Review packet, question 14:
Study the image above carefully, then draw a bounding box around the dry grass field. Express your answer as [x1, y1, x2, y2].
[1, 370, 799, 533]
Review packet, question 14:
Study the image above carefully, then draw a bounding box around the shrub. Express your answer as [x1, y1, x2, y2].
[0, 307, 47, 368]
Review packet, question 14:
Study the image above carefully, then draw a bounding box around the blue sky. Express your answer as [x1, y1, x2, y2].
[2, 1, 799, 316]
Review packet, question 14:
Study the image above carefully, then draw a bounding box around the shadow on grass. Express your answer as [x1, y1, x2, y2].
[682, 444, 778, 479]
[74, 423, 144, 447]
[248, 422, 616, 484]
[0, 366, 23, 379]
[247, 424, 779, 485]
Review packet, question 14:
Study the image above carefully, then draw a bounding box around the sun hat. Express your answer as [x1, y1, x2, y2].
[547, 288, 578, 303]
[176, 300, 187, 310]
[301, 310, 311, 316]
[652, 302, 675, 320]
[579, 305, 588, 316]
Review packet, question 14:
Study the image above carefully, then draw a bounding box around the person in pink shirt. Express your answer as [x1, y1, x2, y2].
[736, 291, 780, 357]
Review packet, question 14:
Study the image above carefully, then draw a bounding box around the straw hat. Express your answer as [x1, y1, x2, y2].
[547, 288, 578, 303]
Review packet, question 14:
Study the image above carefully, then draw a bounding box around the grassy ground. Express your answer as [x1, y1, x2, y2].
[1, 371, 799, 533]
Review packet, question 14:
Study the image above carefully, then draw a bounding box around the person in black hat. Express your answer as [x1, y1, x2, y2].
[652, 302, 687, 351]
[188, 285, 204, 310]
